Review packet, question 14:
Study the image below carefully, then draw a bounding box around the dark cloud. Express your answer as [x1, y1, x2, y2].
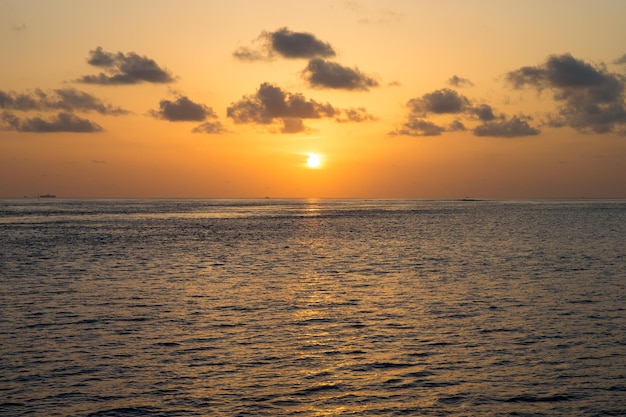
[448, 75, 474, 88]
[192, 121, 227, 134]
[473, 116, 540, 138]
[227, 82, 335, 124]
[615, 54, 626, 65]
[149, 96, 216, 122]
[271, 28, 335, 59]
[76, 47, 174, 85]
[469, 104, 497, 121]
[2, 111, 103, 133]
[233, 28, 335, 61]
[0, 88, 128, 115]
[408, 88, 470, 115]
[448, 119, 466, 131]
[392, 87, 539, 138]
[506, 53, 626, 133]
[302, 59, 379, 91]
[227, 82, 374, 133]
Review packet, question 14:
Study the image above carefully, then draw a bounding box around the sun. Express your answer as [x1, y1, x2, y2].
[306, 153, 322, 168]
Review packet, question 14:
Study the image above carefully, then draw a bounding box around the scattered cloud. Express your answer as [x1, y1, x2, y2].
[302, 59, 379, 91]
[468, 104, 497, 121]
[336, 107, 377, 123]
[280, 118, 307, 134]
[192, 121, 227, 134]
[0, 88, 128, 115]
[148, 94, 227, 134]
[448, 119, 466, 131]
[12, 23, 26, 32]
[2, 111, 103, 133]
[149, 96, 216, 122]
[389, 117, 446, 137]
[227, 82, 374, 133]
[76, 46, 175, 85]
[408, 88, 471, 115]
[473, 115, 540, 137]
[507, 53, 626, 134]
[448, 75, 474, 88]
[233, 28, 335, 61]
[227, 82, 335, 124]
[345, 3, 403, 25]
[614, 54, 626, 65]
[392, 88, 539, 138]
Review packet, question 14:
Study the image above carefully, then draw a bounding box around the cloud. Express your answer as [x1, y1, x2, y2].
[76, 46, 174, 85]
[13, 23, 26, 32]
[448, 75, 474, 88]
[473, 115, 540, 137]
[392, 87, 539, 137]
[506, 53, 626, 133]
[302, 59, 379, 91]
[149, 96, 216, 121]
[227, 82, 374, 133]
[233, 28, 335, 61]
[468, 104, 497, 121]
[389, 117, 446, 137]
[614, 54, 626, 65]
[280, 118, 307, 134]
[2, 111, 103, 133]
[227, 82, 335, 123]
[192, 121, 227, 134]
[408, 88, 471, 115]
[0, 88, 128, 115]
[336, 107, 377, 123]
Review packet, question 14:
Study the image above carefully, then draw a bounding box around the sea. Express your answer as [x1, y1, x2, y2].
[0, 198, 624, 416]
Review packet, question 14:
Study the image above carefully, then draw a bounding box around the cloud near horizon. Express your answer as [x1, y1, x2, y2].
[0, 88, 128, 115]
[302, 59, 379, 91]
[227, 82, 375, 133]
[149, 95, 227, 134]
[76, 47, 175, 85]
[233, 28, 336, 61]
[507, 53, 626, 134]
[391, 88, 540, 137]
[149, 96, 216, 122]
[2, 111, 103, 133]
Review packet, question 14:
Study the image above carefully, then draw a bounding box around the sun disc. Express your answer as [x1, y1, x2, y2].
[306, 153, 322, 168]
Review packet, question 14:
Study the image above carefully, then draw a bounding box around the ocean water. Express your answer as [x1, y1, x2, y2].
[0, 198, 624, 416]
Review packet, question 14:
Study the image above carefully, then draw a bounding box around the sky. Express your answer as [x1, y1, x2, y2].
[1, 0, 625, 199]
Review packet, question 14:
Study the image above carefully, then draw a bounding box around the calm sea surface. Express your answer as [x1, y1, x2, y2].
[1, 199, 624, 416]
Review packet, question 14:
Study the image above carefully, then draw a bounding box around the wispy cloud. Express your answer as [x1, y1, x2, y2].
[448, 75, 474, 88]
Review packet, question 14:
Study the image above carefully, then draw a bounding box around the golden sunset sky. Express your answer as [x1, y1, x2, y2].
[1, 0, 625, 198]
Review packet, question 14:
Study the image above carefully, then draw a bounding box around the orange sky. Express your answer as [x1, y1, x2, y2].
[1, 0, 625, 198]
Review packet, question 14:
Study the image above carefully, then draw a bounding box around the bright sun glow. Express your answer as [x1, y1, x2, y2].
[306, 153, 322, 168]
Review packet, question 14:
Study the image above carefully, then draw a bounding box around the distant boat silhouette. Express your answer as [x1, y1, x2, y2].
[38, 194, 56, 198]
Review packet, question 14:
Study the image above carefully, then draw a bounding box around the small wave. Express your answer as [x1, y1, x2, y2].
[86, 406, 163, 416]
[503, 393, 580, 403]
[295, 383, 345, 395]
